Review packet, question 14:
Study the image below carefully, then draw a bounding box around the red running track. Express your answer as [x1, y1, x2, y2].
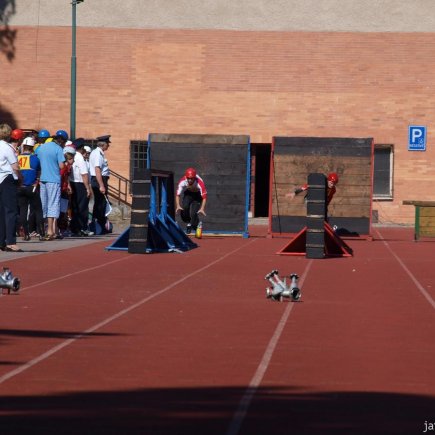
[0, 226, 434, 434]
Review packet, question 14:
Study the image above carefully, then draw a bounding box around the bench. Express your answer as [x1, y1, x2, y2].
[403, 200, 435, 241]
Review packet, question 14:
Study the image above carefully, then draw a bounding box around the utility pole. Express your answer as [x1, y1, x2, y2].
[70, 0, 84, 140]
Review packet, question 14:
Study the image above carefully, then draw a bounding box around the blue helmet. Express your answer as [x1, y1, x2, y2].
[55, 130, 69, 140]
[38, 129, 50, 139]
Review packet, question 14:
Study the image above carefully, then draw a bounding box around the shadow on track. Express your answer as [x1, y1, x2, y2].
[0, 386, 432, 434]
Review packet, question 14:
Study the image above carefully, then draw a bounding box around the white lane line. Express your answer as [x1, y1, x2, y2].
[0, 239, 257, 385]
[0, 255, 132, 298]
[23, 257, 132, 291]
[226, 260, 314, 435]
[375, 229, 435, 310]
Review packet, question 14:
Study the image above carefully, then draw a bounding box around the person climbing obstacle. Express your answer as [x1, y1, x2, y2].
[286, 172, 339, 205]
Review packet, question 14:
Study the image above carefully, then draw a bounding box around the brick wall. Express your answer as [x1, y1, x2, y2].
[2, 27, 435, 224]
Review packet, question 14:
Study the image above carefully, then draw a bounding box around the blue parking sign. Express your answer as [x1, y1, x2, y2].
[408, 125, 426, 151]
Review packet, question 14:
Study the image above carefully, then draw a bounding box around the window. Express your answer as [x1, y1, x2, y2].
[373, 144, 393, 200]
[129, 140, 148, 180]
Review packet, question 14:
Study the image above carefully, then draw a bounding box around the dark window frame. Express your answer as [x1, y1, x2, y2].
[129, 140, 148, 194]
[373, 144, 394, 200]
[129, 140, 148, 179]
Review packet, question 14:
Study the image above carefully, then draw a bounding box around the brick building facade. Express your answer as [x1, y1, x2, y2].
[2, 1, 435, 223]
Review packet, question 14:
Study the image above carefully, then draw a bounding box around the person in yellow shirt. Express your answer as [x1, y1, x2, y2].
[34, 129, 51, 153]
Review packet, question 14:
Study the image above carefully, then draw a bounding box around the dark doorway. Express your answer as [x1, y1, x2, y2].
[252, 143, 271, 217]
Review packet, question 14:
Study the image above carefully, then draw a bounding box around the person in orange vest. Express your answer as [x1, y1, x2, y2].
[17, 137, 44, 241]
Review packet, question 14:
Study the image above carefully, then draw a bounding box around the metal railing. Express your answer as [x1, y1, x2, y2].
[107, 170, 132, 206]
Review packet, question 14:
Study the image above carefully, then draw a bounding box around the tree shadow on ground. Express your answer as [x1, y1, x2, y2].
[0, 328, 124, 351]
[0, 386, 433, 434]
[0, 328, 123, 340]
[0, 0, 17, 62]
[0, 102, 17, 127]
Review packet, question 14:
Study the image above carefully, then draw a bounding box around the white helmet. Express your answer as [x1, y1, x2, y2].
[63, 145, 76, 155]
[22, 137, 36, 147]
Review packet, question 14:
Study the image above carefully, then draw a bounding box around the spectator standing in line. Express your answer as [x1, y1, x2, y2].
[58, 145, 75, 237]
[35, 130, 66, 240]
[17, 137, 44, 241]
[70, 139, 93, 236]
[83, 145, 91, 171]
[54, 129, 69, 149]
[34, 129, 50, 153]
[10, 129, 24, 156]
[0, 123, 23, 252]
[27, 130, 50, 238]
[89, 135, 111, 234]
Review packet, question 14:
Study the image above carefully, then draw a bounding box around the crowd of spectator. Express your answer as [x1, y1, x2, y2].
[0, 123, 111, 252]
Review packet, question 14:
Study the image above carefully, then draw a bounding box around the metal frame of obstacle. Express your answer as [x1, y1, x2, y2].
[106, 169, 197, 253]
[147, 133, 251, 238]
[268, 136, 374, 238]
[277, 173, 353, 258]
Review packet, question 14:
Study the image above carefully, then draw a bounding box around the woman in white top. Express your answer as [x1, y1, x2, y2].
[0, 124, 23, 252]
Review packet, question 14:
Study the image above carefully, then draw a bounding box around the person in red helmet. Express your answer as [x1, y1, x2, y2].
[10, 129, 24, 156]
[286, 172, 339, 205]
[326, 172, 339, 204]
[176, 167, 207, 234]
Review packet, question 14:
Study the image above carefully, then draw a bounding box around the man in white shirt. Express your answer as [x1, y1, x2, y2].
[70, 139, 93, 236]
[89, 135, 111, 234]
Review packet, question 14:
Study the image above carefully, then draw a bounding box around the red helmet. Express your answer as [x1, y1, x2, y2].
[327, 172, 339, 184]
[185, 167, 197, 178]
[10, 129, 24, 141]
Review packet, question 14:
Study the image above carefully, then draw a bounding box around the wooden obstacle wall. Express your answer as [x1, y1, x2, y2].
[270, 137, 374, 236]
[148, 133, 250, 236]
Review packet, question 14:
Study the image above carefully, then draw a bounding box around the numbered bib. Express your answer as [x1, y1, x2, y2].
[18, 154, 31, 170]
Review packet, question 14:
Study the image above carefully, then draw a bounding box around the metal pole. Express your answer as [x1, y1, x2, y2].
[70, 1, 83, 140]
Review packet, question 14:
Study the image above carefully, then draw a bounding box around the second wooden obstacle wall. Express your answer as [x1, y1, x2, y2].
[148, 133, 250, 236]
[270, 137, 374, 236]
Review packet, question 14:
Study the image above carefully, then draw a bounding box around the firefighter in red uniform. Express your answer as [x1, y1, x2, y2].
[176, 167, 207, 234]
[286, 172, 339, 205]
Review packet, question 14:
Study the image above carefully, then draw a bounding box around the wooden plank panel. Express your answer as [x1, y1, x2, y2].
[149, 135, 249, 233]
[271, 136, 373, 235]
[403, 200, 435, 207]
[420, 208, 435, 217]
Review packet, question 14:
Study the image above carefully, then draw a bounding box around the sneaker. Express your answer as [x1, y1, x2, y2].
[81, 229, 94, 236]
[186, 224, 192, 235]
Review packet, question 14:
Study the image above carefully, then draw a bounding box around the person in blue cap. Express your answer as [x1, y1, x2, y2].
[35, 129, 50, 153]
[89, 135, 111, 234]
[35, 130, 67, 240]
